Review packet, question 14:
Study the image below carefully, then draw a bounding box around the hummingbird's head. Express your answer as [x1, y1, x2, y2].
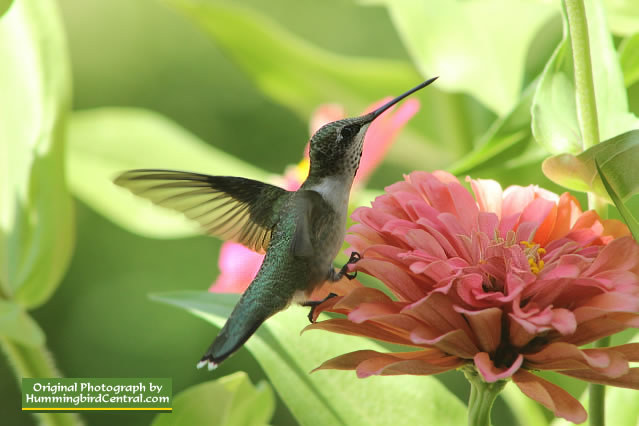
[307, 77, 438, 180]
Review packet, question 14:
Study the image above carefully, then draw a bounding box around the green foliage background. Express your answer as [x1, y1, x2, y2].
[2, 0, 639, 425]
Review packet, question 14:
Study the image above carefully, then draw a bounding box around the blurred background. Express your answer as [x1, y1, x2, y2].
[2, 0, 639, 425]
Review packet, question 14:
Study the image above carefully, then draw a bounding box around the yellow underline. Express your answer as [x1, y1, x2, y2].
[23, 408, 172, 411]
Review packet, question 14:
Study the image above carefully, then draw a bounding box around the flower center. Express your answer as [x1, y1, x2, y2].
[519, 240, 546, 275]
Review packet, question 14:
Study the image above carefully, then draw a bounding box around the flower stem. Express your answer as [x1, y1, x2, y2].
[563, 0, 607, 217]
[0, 337, 83, 426]
[589, 336, 611, 426]
[563, 1, 609, 422]
[462, 366, 506, 426]
[563, 0, 599, 151]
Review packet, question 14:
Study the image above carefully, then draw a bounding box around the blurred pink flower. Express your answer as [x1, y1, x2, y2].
[209, 99, 420, 294]
[306, 171, 639, 424]
[209, 243, 263, 294]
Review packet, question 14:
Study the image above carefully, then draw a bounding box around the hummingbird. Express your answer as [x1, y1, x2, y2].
[114, 77, 438, 370]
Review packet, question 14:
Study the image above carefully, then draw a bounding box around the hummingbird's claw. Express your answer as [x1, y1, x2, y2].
[348, 251, 361, 264]
[338, 251, 361, 280]
[302, 292, 338, 323]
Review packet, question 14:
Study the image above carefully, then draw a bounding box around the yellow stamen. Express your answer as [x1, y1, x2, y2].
[520, 240, 546, 275]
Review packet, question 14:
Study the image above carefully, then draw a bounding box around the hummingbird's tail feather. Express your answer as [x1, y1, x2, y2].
[197, 277, 289, 370]
[197, 318, 263, 370]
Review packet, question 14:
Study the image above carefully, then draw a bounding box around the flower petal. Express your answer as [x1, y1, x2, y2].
[524, 342, 629, 377]
[454, 307, 502, 353]
[606, 342, 639, 361]
[310, 348, 462, 378]
[563, 313, 639, 346]
[403, 292, 474, 338]
[358, 357, 463, 378]
[311, 349, 381, 372]
[512, 370, 587, 424]
[559, 367, 639, 389]
[309, 277, 364, 301]
[304, 318, 417, 347]
[356, 258, 424, 301]
[411, 328, 479, 358]
[474, 352, 523, 382]
[585, 236, 639, 276]
[468, 177, 503, 218]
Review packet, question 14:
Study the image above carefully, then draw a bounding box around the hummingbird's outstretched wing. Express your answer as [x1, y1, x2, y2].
[114, 169, 289, 253]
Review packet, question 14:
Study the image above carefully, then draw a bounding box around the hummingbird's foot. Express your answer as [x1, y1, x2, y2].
[302, 292, 338, 323]
[338, 251, 361, 280]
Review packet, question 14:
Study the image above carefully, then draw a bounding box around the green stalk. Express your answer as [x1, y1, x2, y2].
[0, 337, 83, 426]
[563, 0, 607, 218]
[564, 0, 599, 151]
[589, 336, 611, 426]
[462, 365, 506, 426]
[563, 1, 608, 423]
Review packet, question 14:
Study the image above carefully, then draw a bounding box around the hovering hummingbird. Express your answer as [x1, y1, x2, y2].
[114, 77, 438, 370]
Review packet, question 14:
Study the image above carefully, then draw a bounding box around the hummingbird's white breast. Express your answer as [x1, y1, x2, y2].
[307, 175, 353, 279]
[307, 176, 352, 213]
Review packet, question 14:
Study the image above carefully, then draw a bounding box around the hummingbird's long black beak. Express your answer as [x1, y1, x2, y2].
[368, 76, 439, 122]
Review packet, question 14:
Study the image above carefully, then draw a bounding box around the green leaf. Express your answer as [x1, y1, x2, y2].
[164, 0, 466, 170]
[0, 299, 44, 346]
[151, 291, 467, 426]
[603, 0, 639, 36]
[362, 0, 557, 115]
[152, 372, 274, 426]
[0, 0, 13, 17]
[66, 108, 271, 239]
[167, 0, 422, 119]
[543, 130, 639, 203]
[0, 0, 74, 308]
[448, 82, 538, 175]
[532, 0, 639, 155]
[596, 159, 639, 240]
[619, 33, 639, 88]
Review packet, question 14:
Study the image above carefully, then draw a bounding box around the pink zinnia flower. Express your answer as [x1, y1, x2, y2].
[210, 100, 420, 294]
[306, 171, 639, 424]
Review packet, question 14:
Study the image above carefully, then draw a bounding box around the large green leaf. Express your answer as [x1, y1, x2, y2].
[167, 0, 422, 119]
[66, 108, 271, 239]
[448, 82, 539, 175]
[619, 32, 639, 88]
[0, 299, 44, 346]
[0, 0, 74, 308]
[543, 130, 639, 203]
[603, 0, 639, 36]
[596, 159, 639, 240]
[362, 0, 557, 115]
[0, 0, 13, 17]
[152, 291, 466, 426]
[152, 372, 274, 426]
[165, 0, 478, 169]
[532, 0, 639, 155]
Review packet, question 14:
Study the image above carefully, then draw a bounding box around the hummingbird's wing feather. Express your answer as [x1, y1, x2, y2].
[114, 169, 289, 253]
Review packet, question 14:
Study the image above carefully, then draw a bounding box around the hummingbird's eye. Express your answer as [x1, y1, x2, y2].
[340, 124, 360, 139]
